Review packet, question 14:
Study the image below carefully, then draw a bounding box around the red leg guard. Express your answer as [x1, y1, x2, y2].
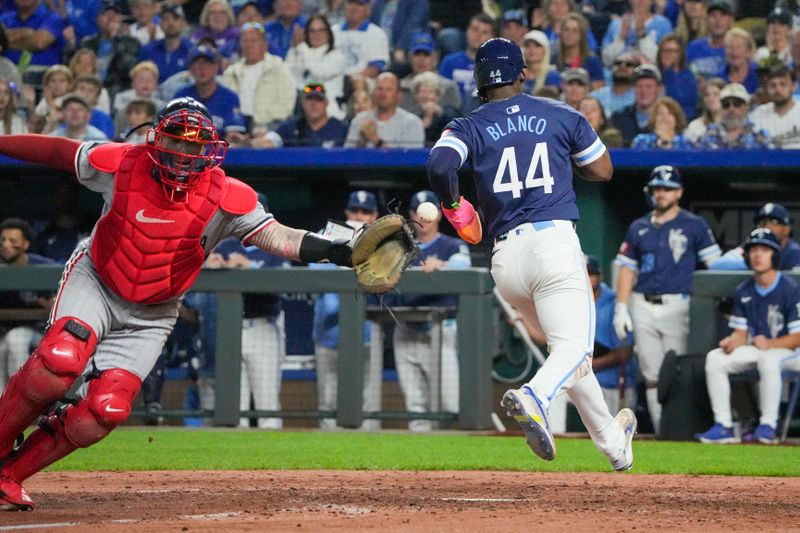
[0, 369, 140, 485]
[0, 317, 97, 457]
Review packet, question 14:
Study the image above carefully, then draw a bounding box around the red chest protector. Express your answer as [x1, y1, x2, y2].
[89, 143, 256, 304]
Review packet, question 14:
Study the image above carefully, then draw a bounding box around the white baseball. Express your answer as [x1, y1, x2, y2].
[416, 201, 439, 222]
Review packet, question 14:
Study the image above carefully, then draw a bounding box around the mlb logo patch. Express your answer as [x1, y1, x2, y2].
[506, 105, 520, 114]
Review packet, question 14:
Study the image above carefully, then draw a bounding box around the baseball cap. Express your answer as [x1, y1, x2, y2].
[647, 165, 683, 189]
[100, 0, 122, 13]
[767, 7, 792, 25]
[409, 32, 436, 54]
[189, 45, 219, 64]
[347, 190, 377, 212]
[161, 3, 185, 18]
[706, 0, 733, 16]
[60, 93, 91, 111]
[633, 63, 662, 84]
[409, 190, 440, 210]
[585, 255, 601, 276]
[502, 9, 527, 26]
[522, 30, 548, 48]
[562, 67, 590, 86]
[720, 83, 750, 103]
[302, 83, 327, 100]
[755, 202, 793, 226]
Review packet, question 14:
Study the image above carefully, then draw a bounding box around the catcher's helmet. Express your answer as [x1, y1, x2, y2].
[147, 97, 227, 200]
[474, 37, 525, 99]
[754, 202, 793, 226]
[743, 227, 781, 269]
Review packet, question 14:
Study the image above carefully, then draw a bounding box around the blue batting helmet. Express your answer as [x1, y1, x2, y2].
[474, 38, 525, 99]
[645, 165, 683, 191]
[743, 228, 781, 269]
[754, 202, 793, 226]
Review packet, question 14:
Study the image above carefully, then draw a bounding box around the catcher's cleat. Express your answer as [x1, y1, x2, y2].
[610, 408, 637, 471]
[0, 476, 34, 511]
[502, 386, 556, 461]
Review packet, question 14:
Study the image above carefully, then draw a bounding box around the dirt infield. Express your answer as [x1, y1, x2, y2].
[2, 470, 799, 532]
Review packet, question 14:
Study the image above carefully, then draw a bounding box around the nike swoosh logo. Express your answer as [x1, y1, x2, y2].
[105, 405, 125, 413]
[136, 209, 174, 224]
[741, 297, 752, 303]
[52, 347, 71, 356]
[638, 229, 649, 236]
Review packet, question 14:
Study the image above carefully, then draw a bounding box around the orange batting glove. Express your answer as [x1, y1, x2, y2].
[442, 196, 482, 244]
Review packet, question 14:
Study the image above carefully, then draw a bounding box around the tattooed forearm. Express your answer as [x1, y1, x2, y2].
[250, 222, 306, 260]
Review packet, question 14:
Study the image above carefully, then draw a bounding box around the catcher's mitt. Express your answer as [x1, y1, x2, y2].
[351, 214, 418, 294]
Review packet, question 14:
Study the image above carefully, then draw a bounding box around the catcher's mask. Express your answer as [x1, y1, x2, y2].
[146, 97, 227, 202]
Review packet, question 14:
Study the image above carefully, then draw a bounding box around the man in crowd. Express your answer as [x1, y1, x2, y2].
[345, 72, 425, 148]
[439, 13, 496, 106]
[0, 0, 64, 67]
[561, 68, 592, 110]
[400, 32, 461, 113]
[611, 64, 663, 146]
[138, 3, 192, 82]
[332, 0, 390, 79]
[590, 51, 639, 116]
[500, 9, 528, 47]
[47, 93, 108, 141]
[266, 0, 307, 59]
[750, 64, 800, 148]
[687, 0, 735, 80]
[697, 83, 772, 149]
[269, 83, 348, 147]
[72, 75, 115, 139]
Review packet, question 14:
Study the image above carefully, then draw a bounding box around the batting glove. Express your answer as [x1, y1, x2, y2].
[613, 302, 633, 342]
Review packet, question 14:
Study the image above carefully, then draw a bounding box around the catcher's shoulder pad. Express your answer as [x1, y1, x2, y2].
[351, 214, 414, 265]
[87, 142, 133, 173]
[221, 177, 258, 215]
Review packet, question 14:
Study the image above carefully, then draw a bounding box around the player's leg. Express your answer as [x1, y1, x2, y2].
[314, 345, 338, 429]
[756, 348, 798, 442]
[393, 323, 432, 432]
[249, 316, 283, 429]
[629, 293, 664, 433]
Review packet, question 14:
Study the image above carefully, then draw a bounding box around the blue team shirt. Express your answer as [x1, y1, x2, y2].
[718, 62, 760, 94]
[138, 38, 193, 82]
[729, 273, 800, 338]
[439, 51, 476, 103]
[686, 38, 725, 79]
[395, 233, 470, 310]
[0, 4, 64, 66]
[265, 16, 308, 59]
[434, 94, 606, 237]
[275, 116, 348, 147]
[594, 282, 636, 390]
[174, 84, 246, 134]
[615, 210, 721, 295]
[710, 238, 800, 271]
[65, 0, 102, 43]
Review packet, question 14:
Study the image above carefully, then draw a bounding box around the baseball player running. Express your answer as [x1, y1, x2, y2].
[427, 37, 636, 469]
[696, 228, 800, 444]
[0, 97, 354, 511]
[614, 166, 721, 434]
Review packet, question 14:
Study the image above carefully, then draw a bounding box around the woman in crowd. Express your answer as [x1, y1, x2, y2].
[192, 0, 240, 56]
[29, 65, 72, 134]
[578, 96, 623, 148]
[684, 77, 724, 144]
[555, 13, 604, 90]
[719, 27, 759, 94]
[522, 30, 561, 95]
[657, 34, 698, 120]
[631, 96, 692, 149]
[673, 0, 707, 44]
[286, 15, 346, 120]
[412, 71, 457, 146]
[68, 49, 111, 114]
[0, 79, 26, 135]
[539, 0, 598, 53]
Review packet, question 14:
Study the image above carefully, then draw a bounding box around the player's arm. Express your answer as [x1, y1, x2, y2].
[719, 328, 747, 353]
[756, 332, 800, 350]
[615, 265, 635, 305]
[247, 221, 352, 267]
[572, 149, 612, 182]
[0, 134, 82, 173]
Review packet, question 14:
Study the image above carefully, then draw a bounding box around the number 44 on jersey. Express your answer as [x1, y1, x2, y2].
[493, 143, 554, 198]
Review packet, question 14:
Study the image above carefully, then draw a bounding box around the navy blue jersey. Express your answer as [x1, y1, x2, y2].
[615, 210, 721, 295]
[710, 237, 800, 271]
[395, 233, 470, 310]
[782, 239, 800, 269]
[729, 273, 800, 338]
[434, 94, 606, 237]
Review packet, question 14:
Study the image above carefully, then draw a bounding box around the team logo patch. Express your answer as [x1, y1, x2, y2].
[669, 229, 688, 263]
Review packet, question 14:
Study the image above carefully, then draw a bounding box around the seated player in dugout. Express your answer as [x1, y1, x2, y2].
[0, 97, 354, 511]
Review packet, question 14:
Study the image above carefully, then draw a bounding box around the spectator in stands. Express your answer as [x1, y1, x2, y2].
[317, 0, 347, 28]
[718, 27, 759, 94]
[684, 77, 725, 144]
[439, 13, 496, 107]
[556, 13, 604, 91]
[756, 8, 793, 67]
[266, 0, 308, 59]
[611, 63, 663, 146]
[696, 228, 800, 445]
[62, 0, 103, 48]
[411, 71, 457, 146]
[286, 14, 346, 120]
[345, 71, 425, 147]
[657, 34, 698, 121]
[0, 26, 23, 88]
[779, 0, 800, 33]
[29, 64, 72, 134]
[347, 87, 372, 120]
[265, 82, 348, 147]
[673, 0, 707, 45]
[120, 97, 156, 143]
[176, 46, 248, 145]
[0, 79, 27, 134]
[521, 30, 561, 96]
[631, 95, 691, 148]
[67, 48, 110, 114]
[429, 0, 482, 56]
[129, 0, 164, 46]
[697, 83, 773, 149]
[0, 217, 57, 394]
[46, 92, 107, 140]
[192, 0, 240, 55]
[221, 22, 296, 131]
[78, 0, 141, 98]
[540, 0, 599, 53]
[579, 95, 624, 147]
[0, 0, 64, 67]
[601, 0, 672, 68]
[500, 9, 529, 46]
[751, 64, 800, 148]
[332, 0, 390, 80]
[374, 0, 430, 65]
[561, 67, 591, 109]
[112, 60, 162, 136]
[399, 32, 461, 114]
[138, 3, 192, 83]
[71, 74, 114, 138]
[686, 0, 733, 81]
[589, 51, 639, 116]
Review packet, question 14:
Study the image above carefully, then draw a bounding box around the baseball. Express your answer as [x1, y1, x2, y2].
[416, 201, 439, 222]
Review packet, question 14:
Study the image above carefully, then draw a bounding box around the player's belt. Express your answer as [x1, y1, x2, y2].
[642, 293, 689, 305]
[643, 294, 664, 304]
[494, 220, 576, 244]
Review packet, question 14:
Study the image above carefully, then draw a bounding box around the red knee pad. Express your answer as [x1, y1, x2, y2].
[64, 368, 141, 448]
[22, 317, 97, 404]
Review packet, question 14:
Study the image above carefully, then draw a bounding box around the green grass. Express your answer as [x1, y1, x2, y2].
[48, 429, 800, 477]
